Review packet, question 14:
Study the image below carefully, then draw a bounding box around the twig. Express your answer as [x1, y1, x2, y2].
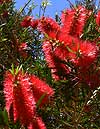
[19, 0, 31, 14]
[66, 0, 75, 9]
[39, 5, 42, 17]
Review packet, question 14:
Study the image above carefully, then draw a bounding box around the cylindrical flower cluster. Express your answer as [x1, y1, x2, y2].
[3, 70, 54, 128]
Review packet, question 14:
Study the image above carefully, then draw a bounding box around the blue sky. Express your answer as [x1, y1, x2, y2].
[15, 0, 75, 17]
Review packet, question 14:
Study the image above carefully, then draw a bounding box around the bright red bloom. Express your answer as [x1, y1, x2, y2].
[61, 8, 75, 35]
[30, 74, 54, 106]
[31, 19, 39, 29]
[52, 57, 71, 78]
[4, 69, 54, 127]
[28, 116, 46, 129]
[3, 71, 14, 116]
[57, 32, 79, 46]
[38, 17, 60, 39]
[4, 71, 36, 126]
[96, 10, 100, 26]
[68, 40, 98, 69]
[53, 45, 71, 76]
[21, 16, 34, 28]
[61, 6, 91, 37]
[54, 45, 69, 61]
[42, 40, 60, 80]
[42, 41, 55, 68]
[42, 41, 71, 80]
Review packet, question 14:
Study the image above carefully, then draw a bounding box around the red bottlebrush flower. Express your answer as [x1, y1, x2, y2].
[42, 41, 71, 80]
[52, 57, 71, 77]
[42, 40, 60, 80]
[57, 32, 78, 46]
[38, 17, 60, 39]
[3, 71, 14, 116]
[28, 116, 46, 129]
[61, 9, 75, 35]
[61, 6, 91, 37]
[96, 11, 100, 26]
[61, 8, 74, 25]
[30, 74, 54, 106]
[3, 70, 36, 126]
[18, 42, 28, 59]
[68, 40, 98, 69]
[53, 45, 71, 76]
[31, 19, 39, 29]
[42, 41, 56, 68]
[21, 16, 34, 28]
[54, 45, 69, 61]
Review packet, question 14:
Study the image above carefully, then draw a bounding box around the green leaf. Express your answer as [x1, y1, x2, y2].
[9, 64, 15, 75]
[2, 108, 9, 126]
[0, 109, 3, 123]
[1, 38, 7, 42]
[15, 65, 23, 75]
[36, 93, 46, 108]
[66, 46, 76, 54]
